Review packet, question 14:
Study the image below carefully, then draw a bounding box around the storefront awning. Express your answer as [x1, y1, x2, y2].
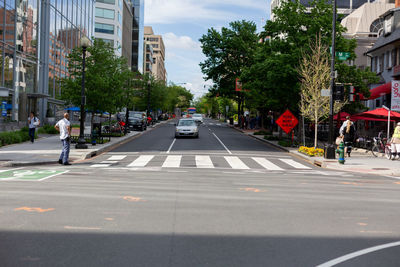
[369, 82, 391, 100]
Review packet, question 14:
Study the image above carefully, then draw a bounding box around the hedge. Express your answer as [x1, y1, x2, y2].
[0, 128, 36, 146]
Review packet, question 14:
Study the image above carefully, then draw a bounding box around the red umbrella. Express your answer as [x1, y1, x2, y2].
[351, 107, 400, 120]
[333, 112, 350, 121]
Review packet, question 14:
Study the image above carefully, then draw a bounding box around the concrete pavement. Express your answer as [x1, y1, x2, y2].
[234, 127, 400, 178]
[0, 120, 169, 167]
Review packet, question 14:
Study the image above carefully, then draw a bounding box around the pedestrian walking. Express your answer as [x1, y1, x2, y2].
[339, 116, 356, 156]
[390, 122, 400, 159]
[27, 112, 40, 143]
[55, 113, 71, 165]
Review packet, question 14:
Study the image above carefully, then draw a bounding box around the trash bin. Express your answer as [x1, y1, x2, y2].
[229, 118, 233, 125]
[324, 144, 336, 159]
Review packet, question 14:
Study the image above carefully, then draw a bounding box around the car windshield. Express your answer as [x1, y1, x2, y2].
[129, 112, 143, 118]
[192, 114, 201, 117]
[178, 120, 196, 126]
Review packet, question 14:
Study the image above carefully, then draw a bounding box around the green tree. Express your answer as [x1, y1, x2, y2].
[199, 20, 259, 119]
[60, 39, 131, 127]
[242, 0, 377, 123]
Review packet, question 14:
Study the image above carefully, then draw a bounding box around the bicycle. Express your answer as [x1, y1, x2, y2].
[371, 137, 392, 159]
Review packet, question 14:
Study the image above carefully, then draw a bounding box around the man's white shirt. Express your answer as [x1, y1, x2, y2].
[56, 118, 70, 140]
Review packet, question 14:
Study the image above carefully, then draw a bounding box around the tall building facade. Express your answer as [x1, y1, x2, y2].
[131, 0, 144, 73]
[94, 0, 124, 56]
[144, 26, 166, 82]
[0, 0, 94, 122]
[270, 0, 391, 20]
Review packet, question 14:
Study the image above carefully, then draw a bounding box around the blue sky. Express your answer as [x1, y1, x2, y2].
[144, 0, 270, 98]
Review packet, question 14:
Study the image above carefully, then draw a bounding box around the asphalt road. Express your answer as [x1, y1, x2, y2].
[0, 118, 400, 267]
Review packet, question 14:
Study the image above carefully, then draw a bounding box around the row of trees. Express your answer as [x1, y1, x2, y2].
[199, 0, 379, 145]
[60, 39, 193, 127]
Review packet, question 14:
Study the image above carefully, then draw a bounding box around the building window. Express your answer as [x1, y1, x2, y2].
[95, 23, 114, 34]
[370, 18, 384, 34]
[95, 8, 115, 20]
[119, 0, 123, 10]
[118, 12, 122, 25]
[117, 26, 122, 39]
[96, 38, 114, 47]
[152, 44, 159, 48]
[392, 49, 396, 67]
[96, 0, 115, 4]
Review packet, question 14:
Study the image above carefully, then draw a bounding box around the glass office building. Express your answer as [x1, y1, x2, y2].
[0, 0, 94, 122]
[131, 0, 143, 73]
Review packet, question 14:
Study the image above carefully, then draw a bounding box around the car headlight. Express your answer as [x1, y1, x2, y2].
[176, 128, 180, 132]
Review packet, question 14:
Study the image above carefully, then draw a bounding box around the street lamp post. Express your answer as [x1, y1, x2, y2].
[325, 0, 337, 159]
[147, 80, 151, 117]
[76, 36, 90, 149]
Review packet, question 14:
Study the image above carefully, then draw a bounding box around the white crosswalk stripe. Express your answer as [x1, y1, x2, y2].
[127, 155, 155, 167]
[224, 156, 250, 170]
[278, 159, 311, 169]
[162, 155, 182, 168]
[107, 155, 127, 161]
[252, 157, 283, 170]
[90, 154, 313, 171]
[196, 155, 214, 168]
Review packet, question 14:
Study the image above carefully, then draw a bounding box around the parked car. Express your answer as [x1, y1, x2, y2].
[192, 113, 203, 124]
[175, 119, 199, 138]
[128, 111, 147, 131]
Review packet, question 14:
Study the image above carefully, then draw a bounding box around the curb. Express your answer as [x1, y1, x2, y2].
[0, 120, 171, 167]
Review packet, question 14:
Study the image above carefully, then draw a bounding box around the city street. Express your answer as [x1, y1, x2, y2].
[0, 119, 400, 266]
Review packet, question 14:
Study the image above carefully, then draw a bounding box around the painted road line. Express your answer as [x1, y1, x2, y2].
[100, 161, 118, 164]
[195, 155, 214, 168]
[252, 157, 283, 171]
[279, 159, 312, 169]
[91, 164, 111, 168]
[167, 139, 176, 154]
[162, 155, 182, 168]
[212, 133, 232, 154]
[224, 156, 249, 170]
[107, 155, 127, 161]
[316, 241, 400, 267]
[38, 170, 69, 181]
[127, 155, 154, 167]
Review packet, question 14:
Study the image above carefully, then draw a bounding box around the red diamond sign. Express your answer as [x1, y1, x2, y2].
[276, 109, 298, 134]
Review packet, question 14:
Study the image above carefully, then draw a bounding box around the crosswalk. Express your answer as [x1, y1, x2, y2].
[90, 154, 312, 171]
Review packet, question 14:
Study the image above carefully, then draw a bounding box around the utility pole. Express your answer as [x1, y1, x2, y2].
[325, 0, 337, 159]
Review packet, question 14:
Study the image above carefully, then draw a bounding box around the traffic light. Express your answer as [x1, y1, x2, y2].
[333, 84, 345, 101]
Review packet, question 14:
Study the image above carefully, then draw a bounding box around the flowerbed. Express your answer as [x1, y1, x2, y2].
[298, 146, 324, 157]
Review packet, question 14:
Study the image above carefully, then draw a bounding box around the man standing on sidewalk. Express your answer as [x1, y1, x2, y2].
[55, 113, 71, 165]
[27, 112, 40, 143]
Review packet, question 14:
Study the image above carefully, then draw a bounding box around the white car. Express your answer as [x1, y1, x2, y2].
[192, 113, 203, 124]
[175, 119, 199, 138]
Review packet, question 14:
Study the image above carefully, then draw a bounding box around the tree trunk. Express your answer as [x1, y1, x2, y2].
[314, 121, 318, 148]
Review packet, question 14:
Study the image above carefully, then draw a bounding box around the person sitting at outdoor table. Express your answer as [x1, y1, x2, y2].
[391, 122, 400, 160]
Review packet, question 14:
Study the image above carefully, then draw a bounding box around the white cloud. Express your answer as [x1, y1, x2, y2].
[163, 33, 201, 51]
[144, 0, 267, 24]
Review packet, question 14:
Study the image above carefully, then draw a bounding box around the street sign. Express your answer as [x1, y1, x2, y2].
[321, 89, 330, 97]
[276, 109, 299, 134]
[1, 101, 6, 117]
[329, 48, 350, 60]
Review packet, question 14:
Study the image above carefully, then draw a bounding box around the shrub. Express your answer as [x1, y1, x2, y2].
[298, 146, 324, 157]
[38, 125, 58, 134]
[0, 129, 32, 146]
[264, 135, 279, 141]
[254, 130, 271, 135]
[278, 140, 292, 147]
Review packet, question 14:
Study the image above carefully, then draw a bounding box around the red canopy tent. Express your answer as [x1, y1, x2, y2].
[333, 112, 350, 121]
[350, 107, 400, 138]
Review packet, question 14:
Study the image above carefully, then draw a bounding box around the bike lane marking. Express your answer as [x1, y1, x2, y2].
[0, 169, 69, 181]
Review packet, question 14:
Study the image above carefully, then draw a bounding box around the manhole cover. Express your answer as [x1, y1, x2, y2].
[372, 168, 389, 170]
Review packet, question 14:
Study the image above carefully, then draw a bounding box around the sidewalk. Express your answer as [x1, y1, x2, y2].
[232, 126, 400, 177]
[0, 120, 169, 167]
